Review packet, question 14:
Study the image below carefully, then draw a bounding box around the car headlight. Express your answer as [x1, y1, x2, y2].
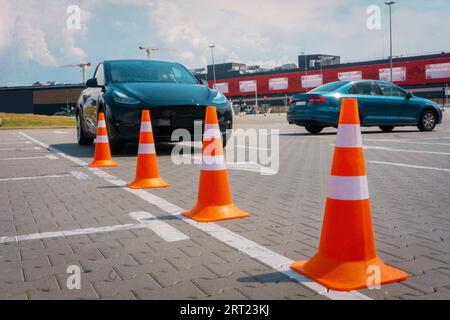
[113, 90, 140, 104]
[212, 91, 228, 105]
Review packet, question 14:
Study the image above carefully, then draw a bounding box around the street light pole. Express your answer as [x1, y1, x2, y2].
[255, 80, 258, 114]
[209, 45, 217, 89]
[301, 51, 308, 93]
[385, 1, 396, 82]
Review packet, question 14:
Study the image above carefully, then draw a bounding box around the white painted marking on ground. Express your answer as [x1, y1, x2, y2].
[0, 141, 31, 145]
[400, 136, 450, 140]
[177, 141, 272, 152]
[17, 131, 371, 300]
[71, 171, 91, 180]
[363, 138, 450, 146]
[0, 224, 144, 244]
[53, 130, 69, 134]
[0, 154, 57, 161]
[0, 174, 71, 182]
[175, 154, 277, 175]
[0, 147, 41, 151]
[234, 144, 271, 151]
[0, 138, 26, 141]
[369, 160, 450, 173]
[0, 212, 188, 244]
[129, 211, 189, 242]
[364, 145, 450, 156]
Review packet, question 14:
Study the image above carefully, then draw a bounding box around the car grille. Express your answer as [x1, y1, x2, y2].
[151, 105, 207, 136]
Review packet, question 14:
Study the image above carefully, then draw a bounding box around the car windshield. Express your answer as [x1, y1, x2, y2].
[108, 61, 198, 84]
[309, 81, 348, 93]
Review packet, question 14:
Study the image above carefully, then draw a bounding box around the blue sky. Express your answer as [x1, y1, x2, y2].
[0, 0, 449, 86]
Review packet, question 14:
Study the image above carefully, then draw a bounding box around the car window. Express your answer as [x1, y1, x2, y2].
[348, 82, 380, 96]
[108, 61, 198, 84]
[309, 81, 348, 93]
[95, 64, 105, 86]
[378, 82, 406, 97]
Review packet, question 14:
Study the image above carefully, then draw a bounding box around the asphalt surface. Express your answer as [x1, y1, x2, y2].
[1, 111, 450, 300]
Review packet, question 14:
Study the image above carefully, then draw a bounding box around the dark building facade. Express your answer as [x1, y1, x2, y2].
[0, 84, 84, 115]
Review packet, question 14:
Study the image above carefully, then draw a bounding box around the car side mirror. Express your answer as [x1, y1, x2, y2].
[200, 79, 208, 86]
[86, 78, 99, 88]
[406, 92, 413, 99]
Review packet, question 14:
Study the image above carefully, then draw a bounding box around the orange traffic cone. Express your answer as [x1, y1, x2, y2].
[182, 106, 250, 222]
[128, 110, 169, 189]
[290, 98, 408, 291]
[89, 112, 118, 167]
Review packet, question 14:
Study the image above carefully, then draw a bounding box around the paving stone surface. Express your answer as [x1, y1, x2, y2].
[0, 112, 449, 300]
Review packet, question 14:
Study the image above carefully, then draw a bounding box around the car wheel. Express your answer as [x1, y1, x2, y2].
[77, 113, 94, 146]
[418, 110, 437, 131]
[305, 125, 323, 134]
[379, 125, 395, 132]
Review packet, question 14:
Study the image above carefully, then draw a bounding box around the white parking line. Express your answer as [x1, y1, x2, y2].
[363, 145, 450, 156]
[234, 144, 271, 151]
[0, 224, 144, 244]
[18, 131, 371, 300]
[0, 147, 42, 151]
[0, 173, 71, 182]
[0, 212, 188, 244]
[401, 136, 450, 140]
[0, 141, 31, 145]
[130, 211, 189, 242]
[0, 138, 27, 141]
[0, 154, 57, 161]
[363, 138, 450, 146]
[369, 160, 450, 172]
[175, 154, 277, 175]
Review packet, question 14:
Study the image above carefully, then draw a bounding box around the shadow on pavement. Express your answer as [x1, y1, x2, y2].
[48, 142, 195, 158]
[281, 129, 420, 137]
[237, 272, 298, 283]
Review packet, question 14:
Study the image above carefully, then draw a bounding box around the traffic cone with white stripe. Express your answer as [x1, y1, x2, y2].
[89, 112, 118, 167]
[182, 106, 250, 222]
[290, 98, 408, 291]
[128, 110, 169, 189]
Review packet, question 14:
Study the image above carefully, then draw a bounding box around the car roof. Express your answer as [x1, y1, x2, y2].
[103, 59, 177, 64]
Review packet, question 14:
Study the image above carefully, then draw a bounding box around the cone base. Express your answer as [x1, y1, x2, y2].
[182, 203, 250, 222]
[290, 255, 408, 291]
[128, 177, 170, 189]
[89, 160, 119, 167]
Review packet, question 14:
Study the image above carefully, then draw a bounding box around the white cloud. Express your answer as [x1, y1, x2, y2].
[137, 0, 450, 68]
[1, 0, 449, 86]
[0, 0, 91, 67]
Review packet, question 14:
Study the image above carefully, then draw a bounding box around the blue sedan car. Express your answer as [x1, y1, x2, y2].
[287, 80, 443, 134]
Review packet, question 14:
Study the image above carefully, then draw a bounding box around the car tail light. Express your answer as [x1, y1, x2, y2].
[308, 96, 326, 103]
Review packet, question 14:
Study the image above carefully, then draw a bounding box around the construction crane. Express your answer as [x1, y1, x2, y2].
[138, 46, 175, 60]
[59, 62, 91, 83]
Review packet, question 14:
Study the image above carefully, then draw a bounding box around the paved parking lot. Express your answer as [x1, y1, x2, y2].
[1, 112, 450, 300]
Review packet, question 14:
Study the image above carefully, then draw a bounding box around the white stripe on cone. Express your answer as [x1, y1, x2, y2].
[203, 129, 222, 139]
[327, 175, 369, 201]
[96, 135, 109, 143]
[138, 143, 156, 154]
[140, 122, 152, 132]
[201, 155, 226, 171]
[98, 120, 106, 128]
[335, 124, 363, 148]
[205, 124, 220, 132]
